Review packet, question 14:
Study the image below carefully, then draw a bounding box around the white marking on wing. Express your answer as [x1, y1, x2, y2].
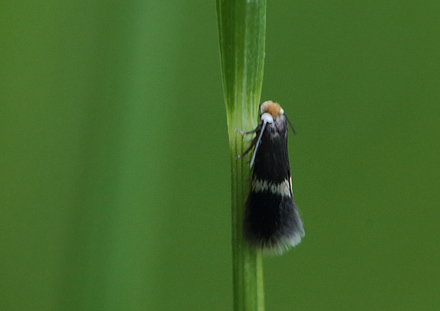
[251, 178, 291, 197]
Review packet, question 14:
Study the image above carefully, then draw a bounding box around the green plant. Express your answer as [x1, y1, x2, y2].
[216, 0, 267, 310]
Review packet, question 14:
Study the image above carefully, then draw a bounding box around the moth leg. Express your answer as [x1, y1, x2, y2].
[235, 124, 261, 136]
[237, 135, 258, 159]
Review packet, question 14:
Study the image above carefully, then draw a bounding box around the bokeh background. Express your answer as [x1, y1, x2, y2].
[1, 1, 439, 310]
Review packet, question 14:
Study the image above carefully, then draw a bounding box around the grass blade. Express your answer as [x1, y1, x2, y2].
[217, 0, 267, 310]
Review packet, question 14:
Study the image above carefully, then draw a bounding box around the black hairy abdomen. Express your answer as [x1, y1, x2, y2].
[244, 192, 299, 247]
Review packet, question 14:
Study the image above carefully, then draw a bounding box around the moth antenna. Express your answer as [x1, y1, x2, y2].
[284, 114, 297, 136]
[250, 120, 269, 167]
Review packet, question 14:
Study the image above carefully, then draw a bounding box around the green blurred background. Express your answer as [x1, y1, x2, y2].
[1, 1, 439, 310]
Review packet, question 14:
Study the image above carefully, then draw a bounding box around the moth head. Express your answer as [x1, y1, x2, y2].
[260, 101, 284, 123]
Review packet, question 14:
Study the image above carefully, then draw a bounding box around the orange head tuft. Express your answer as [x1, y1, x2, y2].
[260, 101, 284, 120]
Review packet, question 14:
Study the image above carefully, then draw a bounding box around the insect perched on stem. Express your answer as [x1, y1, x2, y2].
[237, 101, 305, 254]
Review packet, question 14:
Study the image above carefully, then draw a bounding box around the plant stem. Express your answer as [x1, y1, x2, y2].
[216, 0, 267, 310]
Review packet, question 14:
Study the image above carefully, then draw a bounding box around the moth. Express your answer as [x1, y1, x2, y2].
[238, 101, 305, 254]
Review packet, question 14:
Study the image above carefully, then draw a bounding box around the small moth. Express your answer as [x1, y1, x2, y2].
[238, 101, 305, 254]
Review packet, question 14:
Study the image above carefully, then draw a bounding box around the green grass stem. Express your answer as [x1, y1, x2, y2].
[216, 0, 267, 310]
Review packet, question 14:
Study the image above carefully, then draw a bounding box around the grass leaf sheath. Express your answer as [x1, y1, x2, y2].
[216, 0, 267, 310]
